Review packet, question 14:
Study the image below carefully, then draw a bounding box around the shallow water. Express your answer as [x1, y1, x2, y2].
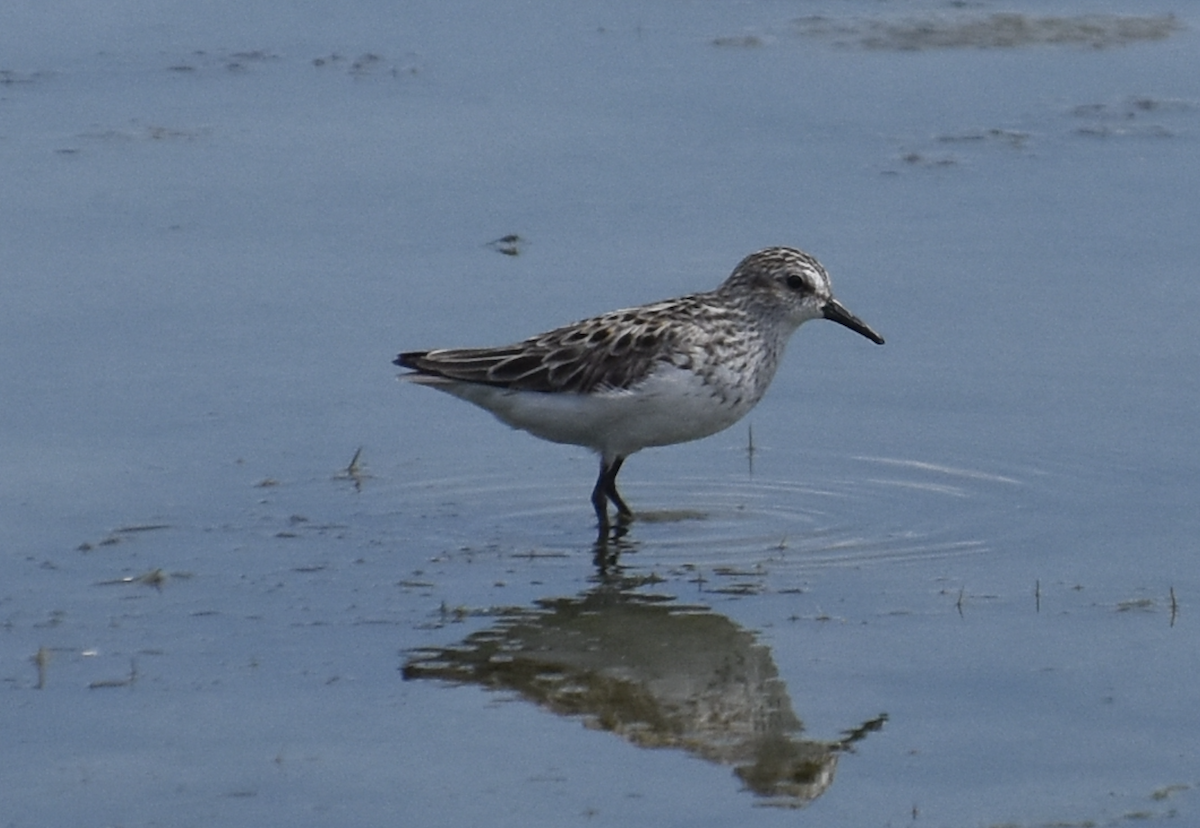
[3, 1, 1199, 826]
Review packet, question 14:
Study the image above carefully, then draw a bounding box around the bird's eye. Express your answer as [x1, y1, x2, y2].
[785, 274, 806, 291]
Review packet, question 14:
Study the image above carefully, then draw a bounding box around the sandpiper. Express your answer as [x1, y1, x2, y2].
[395, 246, 883, 528]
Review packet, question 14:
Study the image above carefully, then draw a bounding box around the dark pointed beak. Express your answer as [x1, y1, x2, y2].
[823, 299, 884, 344]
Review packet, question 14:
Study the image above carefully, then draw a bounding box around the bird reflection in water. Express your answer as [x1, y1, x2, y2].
[404, 577, 886, 806]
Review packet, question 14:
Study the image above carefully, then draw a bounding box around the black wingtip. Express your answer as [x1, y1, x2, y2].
[394, 351, 423, 369]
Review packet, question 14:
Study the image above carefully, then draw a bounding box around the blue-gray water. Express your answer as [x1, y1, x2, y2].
[3, 2, 1198, 825]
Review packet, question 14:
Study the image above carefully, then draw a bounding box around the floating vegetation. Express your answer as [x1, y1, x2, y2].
[711, 34, 765, 48]
[794, 13, 1183, 51]
[33, 647, 51, 690]
[76, 123, 210, 143]
[899, 151, 957, 168]
[937, 128, 1030, 149]
[333, 446, 370, 491]
[311, 51, 421, 77]
[1071, 96, 1196, 138]
[1151, 783, 1191, 801]
[164, 48, 278, 74]
[96, 568, 183, 591]
[0, 69, 53, 85]
[113, 523, 171, 534]
[77, 523, 171, 552]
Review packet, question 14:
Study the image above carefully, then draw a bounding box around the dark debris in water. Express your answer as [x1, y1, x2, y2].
[77, 522, 172, 552]
[1072, 96, 1197, 138]
[709, 583, 764, 596]
[96, 568, 192, 591]
[311, 52, 420, 77]
[487, 234, 525, 257]
[794, 13, 1183, 51]
[155, 47, 419, 78]
[899, 151, 957, 169]
[1151, 783, 1192, 801]
[887, 92, 1197, 176]
[711, 34, 765, 49]
[113, 523, 171, 534]
[937, 128, 1030, 149]
[1, 69, 54, 85]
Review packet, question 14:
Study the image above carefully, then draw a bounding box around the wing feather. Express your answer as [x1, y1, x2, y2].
[394, 293, 716, 394]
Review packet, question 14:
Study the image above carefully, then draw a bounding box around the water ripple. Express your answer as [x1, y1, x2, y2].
[394, 455, 1023, 575]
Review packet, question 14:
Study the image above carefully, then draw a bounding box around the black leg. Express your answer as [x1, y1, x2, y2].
[592, 454, 631, 529]
[591, 462, 611, 528]
[602, 456, 632, 518]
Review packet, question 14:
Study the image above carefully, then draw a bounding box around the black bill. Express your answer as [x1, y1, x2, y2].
[823, 299, 884, 345]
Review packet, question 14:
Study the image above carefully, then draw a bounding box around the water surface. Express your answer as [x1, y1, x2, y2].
[2, 1, 1199, 825]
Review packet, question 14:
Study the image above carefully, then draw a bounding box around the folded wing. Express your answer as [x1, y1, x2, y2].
[394, 303, 693, 394]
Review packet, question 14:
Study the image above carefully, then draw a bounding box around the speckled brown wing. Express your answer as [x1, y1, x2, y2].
[395, 296, 708, 394]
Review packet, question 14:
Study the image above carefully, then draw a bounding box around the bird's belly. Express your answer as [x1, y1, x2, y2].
[419, 365, 761, 457]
